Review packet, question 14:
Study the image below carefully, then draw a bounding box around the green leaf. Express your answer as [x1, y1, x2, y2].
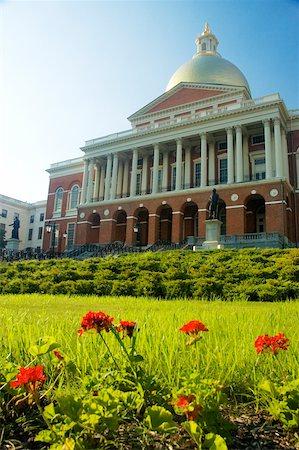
[34, 429, 56, 443]
[183, 420, 203, 447]
[258, 379, 277, 397]
[144, 405, 177, 434]
[57, 395, 82, 421]
[204, 432, 228, 450]
[29, 335, 60, 356]
[62, 438, 76, 450]
[43, 403, 58, 421]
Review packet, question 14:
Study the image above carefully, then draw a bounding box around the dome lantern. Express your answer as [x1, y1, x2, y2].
[195, 23, 219, 56]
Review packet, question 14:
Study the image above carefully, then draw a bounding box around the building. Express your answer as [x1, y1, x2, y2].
[44, 24, 299, 254]
[0, 194, 46, 253]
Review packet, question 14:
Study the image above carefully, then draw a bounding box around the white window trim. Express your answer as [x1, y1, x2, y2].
[67, 185, 81, 212]
[250, 151, 266, 180]
[217, 153, 228, 184]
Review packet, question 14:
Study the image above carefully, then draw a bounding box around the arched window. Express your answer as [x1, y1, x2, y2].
[54, 188, 64, 213]
[202, 42, 206, 51]
[69, 185, 80, 210]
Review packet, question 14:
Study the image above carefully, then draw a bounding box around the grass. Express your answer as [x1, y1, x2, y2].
[0, 294, 298, 399]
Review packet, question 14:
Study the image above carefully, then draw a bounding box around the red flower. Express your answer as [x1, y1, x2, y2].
[10, 366, 46, 392]
[176, 394, 201, 421]
[117, 320, 137, 338]
[78, 311, 114, 335]
[254, 333, 290, 355]
[179, 320, 208, 345]
[179, 320, 208, 334]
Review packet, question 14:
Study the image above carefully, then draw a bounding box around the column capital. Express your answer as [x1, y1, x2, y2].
[226, 126, 233, 133]
[200, 132, 207, 139]
[235, 124, 242, 132]
[273, 117, 280, 125]
[263, 118, 270, 126]
[176, 137, 182, 145]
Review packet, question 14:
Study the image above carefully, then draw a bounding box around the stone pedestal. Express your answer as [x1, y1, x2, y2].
[202, 219, 223, 250]
[6, 238, 20, 254]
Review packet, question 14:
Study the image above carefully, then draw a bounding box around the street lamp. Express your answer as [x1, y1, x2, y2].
[46, 222, 58, 258]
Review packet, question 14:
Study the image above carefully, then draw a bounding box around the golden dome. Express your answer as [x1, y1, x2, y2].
[166, 24, 251, 95]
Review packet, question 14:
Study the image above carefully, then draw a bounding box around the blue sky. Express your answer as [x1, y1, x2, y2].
[1, 0, 298, 203]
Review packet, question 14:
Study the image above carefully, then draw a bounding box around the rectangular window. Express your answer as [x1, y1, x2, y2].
[158, 168, 162, 192]
[1, 209, 7, 218]
[194, 162, 201, 187]
[254, 157, 266, 180]
[28, 229, 33, 241]
[0, 223, 5, 231]
[218, 141, 227, 151]
[136, 172, 142, 195]
[67, 223, 75, 247]
[171, 166, 176, 190]
[251, 135, 265, 145]
[39, 213, 44, 221]
[38, 227, 43, 240]
[219, 159, 228, 183]
[30, 215, 34, 224]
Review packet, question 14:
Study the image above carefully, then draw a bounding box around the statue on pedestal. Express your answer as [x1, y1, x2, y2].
[208, 188, 219, 220]
[9, 217, 20, 240]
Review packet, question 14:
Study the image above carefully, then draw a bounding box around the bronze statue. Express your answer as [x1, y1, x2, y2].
[208, 188, 219, 219]
[9, 217, 20, 239]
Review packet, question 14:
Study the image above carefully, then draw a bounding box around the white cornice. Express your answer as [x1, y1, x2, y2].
[82, 99, 288, 156]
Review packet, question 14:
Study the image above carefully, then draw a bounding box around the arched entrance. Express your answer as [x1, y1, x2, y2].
[182, 202, 198, 240]
[113, 210, 127, 243]
[135, 207, 149, 246]
[245, 194, 266, 233]
[157, 205, 172, 243]
[87, 212, 100, 243]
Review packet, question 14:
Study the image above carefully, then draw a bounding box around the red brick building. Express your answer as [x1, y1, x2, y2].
[44, 24, 299, 254]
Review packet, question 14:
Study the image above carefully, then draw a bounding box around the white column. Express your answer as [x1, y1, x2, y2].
[200, 133, 207, 188]
[81, 159, 89, 204]
[141, 154, 148, 195]
[184, 146, 191, 189]
[235, 125, 243, 183]
[99, 164, 105, 200]
[208, 140, 215, 186]
[152, 143, 159, 194]
[116, 160, 123, 198]
[130, 148, 138, 197]
[227, 127, 234, 184]
[264, 119, 273, 179]
[175, 138, 182, 190]
[162, 151, 169, 192]
[93, 162, 100, 201]
[104, 154, 112, 201]
[243, 134, 249, 181]
[110, 153, 119, 200]
[274, 118, 283, 178]
[122, 160, 129, 197]
[86, 158, 95, 203]
[282, 128, 289, 181]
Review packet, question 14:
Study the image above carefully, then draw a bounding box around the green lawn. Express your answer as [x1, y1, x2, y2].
[1, 294, 298, 394]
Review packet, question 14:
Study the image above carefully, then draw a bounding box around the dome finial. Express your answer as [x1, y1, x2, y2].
[203, 22, 211, 35]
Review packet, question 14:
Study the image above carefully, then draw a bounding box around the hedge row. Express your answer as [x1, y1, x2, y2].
[1, 248, 299, 300]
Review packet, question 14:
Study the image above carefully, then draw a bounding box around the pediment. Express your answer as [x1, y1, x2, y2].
[128, 83, 239, 122]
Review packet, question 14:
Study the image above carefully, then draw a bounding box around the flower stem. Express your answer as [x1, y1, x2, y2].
[99, 332, 120, 370]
